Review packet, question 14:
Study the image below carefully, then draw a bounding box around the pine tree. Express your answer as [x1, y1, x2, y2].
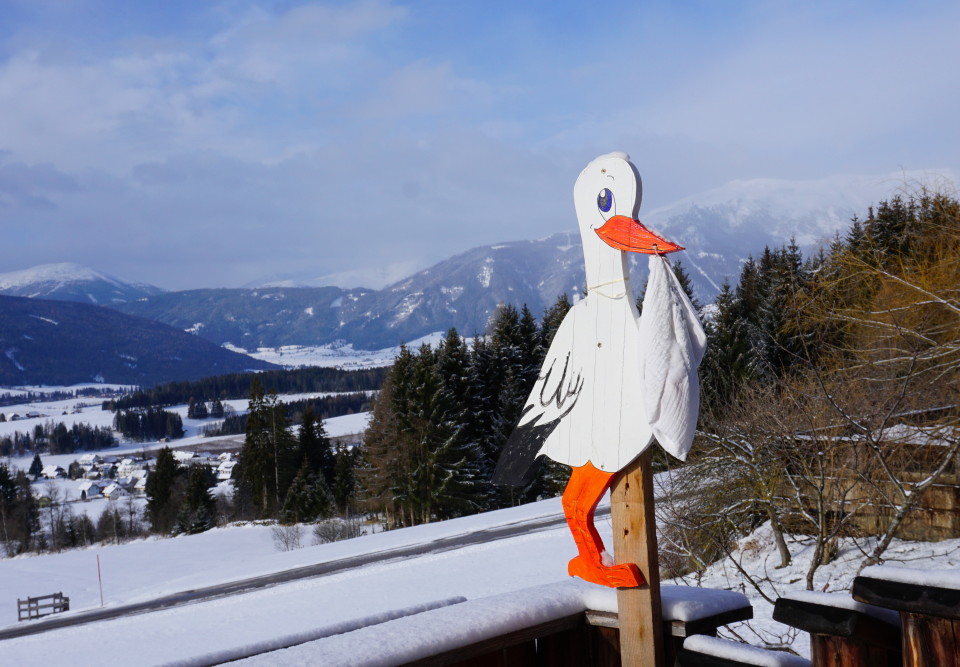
[331, 445, 356, 515]
[28, 453, 43, 480]
[145, 447, 180, 534]
[187, 397, 208, 419]
[209, 398, 225, 419]
[175, 464, 217, 534]
[699, 280, 754, 415]
[236, 378, 300, 518]
[1, 470, 39, 554]
[355, 373, 403, 526]
[299, 407, 334, 486]
[541, 294, 571, 348]
[281, 460, 334, 524]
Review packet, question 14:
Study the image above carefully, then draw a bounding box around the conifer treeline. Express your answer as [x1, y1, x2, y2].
[0, 463, 39, 555]
[0, 421, 116, 457]
[357, 298, 576, 528]
[113, 407, 184, 442]
[201, 391, 372, 437]
[699, 192, 960, 415]
[104, 365, 388, 411]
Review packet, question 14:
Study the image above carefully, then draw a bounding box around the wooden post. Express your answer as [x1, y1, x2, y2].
[611, 449, 664, 667]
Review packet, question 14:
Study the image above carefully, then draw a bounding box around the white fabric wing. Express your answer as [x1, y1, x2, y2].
[639, 255, 708, 460]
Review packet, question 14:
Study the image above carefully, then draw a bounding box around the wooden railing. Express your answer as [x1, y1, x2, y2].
[17, 592, 70, 621]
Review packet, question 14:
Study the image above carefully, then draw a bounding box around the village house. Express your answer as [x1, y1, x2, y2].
[78, 480, 104, 498]
[102, 483, 129, 501]
[41, 465, 67, 480]
[216, 457, 238, 481]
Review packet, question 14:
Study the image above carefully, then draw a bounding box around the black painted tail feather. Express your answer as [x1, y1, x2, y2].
[492, 415, 561, 486]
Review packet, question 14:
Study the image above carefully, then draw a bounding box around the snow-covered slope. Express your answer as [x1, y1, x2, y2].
[0, 263, 164, 304]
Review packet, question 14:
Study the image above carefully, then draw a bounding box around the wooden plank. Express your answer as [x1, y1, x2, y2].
[611, 450, 664, 667]
[538, 621, 622, 667]
[671, 606, 753, 638]
[853, 576, 960, 620]
[585, 605, 753, 638]
[772, 597, 900, 650]
[811, 634, 901, 667]
[902, 612, 960, 667]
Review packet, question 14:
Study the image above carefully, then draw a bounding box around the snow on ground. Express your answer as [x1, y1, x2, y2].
[0, 497, 591, 665]
[1, 387, 369, 521]
[324, 411, 370, 438]
[1, 489, 957, 664]
[681, 521, 960, 656]
[2, 389, 958, 663]
[230, 331, 451, 369]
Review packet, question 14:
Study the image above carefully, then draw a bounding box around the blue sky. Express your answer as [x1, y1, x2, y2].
[1, 0, 958, 289]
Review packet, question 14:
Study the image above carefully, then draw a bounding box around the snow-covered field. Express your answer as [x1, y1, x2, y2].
[227, 331, 448, 370]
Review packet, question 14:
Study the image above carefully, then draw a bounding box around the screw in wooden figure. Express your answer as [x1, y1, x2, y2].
[493, 152, 707, 588]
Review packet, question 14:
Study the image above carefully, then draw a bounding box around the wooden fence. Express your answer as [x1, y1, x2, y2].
[17, 592, 70, 621]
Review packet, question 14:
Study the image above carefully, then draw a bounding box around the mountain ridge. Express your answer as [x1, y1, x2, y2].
[0, 293, 277, 386]
[8, 170, 954, 353]
[0, 262, 165, 305]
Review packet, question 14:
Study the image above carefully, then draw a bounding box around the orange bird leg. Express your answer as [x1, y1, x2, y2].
[562, 462, 643, 588]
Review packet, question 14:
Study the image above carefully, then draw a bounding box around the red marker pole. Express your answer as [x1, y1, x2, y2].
[97, 554, 104, 607]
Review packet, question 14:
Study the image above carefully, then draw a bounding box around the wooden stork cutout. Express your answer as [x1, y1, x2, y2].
[492, 152, 707, 664]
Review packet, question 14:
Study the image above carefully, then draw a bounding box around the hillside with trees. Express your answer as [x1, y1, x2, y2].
[0, 294, 277, 386]
[664, 190, 960, 587]
[347, 187, 960, 579]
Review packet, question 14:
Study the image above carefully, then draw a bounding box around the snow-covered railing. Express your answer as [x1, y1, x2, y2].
[227, 580, 754, 666]
[678, 635, 811, 667]
[853, 565, 960, 667]
[164, 597, 467, 667]
[773, 590, 900, 667]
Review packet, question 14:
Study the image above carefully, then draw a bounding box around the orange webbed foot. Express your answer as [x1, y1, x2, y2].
[568, 555, 644, 588]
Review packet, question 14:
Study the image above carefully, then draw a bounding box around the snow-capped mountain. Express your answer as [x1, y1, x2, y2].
[642, 170, 949, 295]
[113, 236, 585, 351]
[0, 263, 165, 304]
[24, 170, 955, 353]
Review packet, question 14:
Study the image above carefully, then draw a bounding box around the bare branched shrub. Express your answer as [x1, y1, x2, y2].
[312, 516, 364, 545]
[270, 523, 303, 551]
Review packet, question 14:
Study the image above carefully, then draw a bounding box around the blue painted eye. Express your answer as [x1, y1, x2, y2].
[597, 188, 613, 213]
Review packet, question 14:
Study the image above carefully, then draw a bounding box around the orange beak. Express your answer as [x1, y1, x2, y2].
[595, 215, 684, 254]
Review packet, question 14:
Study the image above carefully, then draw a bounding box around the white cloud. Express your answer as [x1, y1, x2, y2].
[0, 1, 958, 290]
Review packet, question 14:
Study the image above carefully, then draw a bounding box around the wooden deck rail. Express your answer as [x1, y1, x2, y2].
[853, 569, 960, 667]
[17, 592, 70, 622]
[405, 597, 753, 666]
[772, 593, 901, 667]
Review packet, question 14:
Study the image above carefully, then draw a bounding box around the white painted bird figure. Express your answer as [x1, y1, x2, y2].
[493, 152, 707, 588]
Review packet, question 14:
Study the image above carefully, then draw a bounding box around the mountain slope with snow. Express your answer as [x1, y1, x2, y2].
[643, 170, 956, 294]
[0, 263, 165, 304]
[0, 293, 276, 385]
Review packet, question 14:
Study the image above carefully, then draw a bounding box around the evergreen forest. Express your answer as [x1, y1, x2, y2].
[349, 188, 960, 573]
